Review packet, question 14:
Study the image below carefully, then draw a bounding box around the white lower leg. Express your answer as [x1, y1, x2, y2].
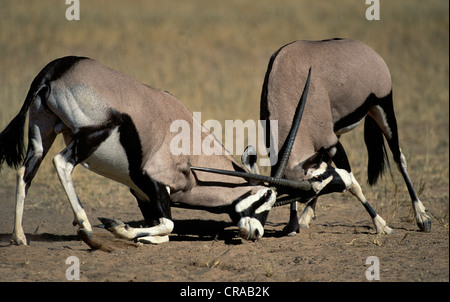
[413, 199, 432, 231]
[398, 152, 431, 232]
[372, 214, 394, 234]
[53, 154, 92, 234]
[11, 167, 27, 245]
[103, 217, 174, 243]
[298, 205, 315, 229]
[348, 173, 393, 234]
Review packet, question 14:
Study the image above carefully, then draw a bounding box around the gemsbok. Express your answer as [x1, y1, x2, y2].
[0, 56, 322, 248]
[258, 38, 431, 235]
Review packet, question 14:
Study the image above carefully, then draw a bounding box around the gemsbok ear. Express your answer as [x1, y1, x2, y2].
[241, 145, 259, 175]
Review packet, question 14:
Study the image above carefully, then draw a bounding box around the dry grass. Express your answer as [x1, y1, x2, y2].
[0, 0, 448, 222]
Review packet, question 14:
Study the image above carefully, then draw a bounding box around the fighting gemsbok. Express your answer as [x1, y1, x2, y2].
[258, 38, 431, 235]
[0, 56, 318, 248]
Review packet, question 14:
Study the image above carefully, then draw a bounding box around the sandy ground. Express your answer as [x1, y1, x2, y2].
[0, 183, 448, 284]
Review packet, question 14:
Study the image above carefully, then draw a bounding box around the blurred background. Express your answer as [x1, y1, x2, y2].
[0, 0, 448, 222]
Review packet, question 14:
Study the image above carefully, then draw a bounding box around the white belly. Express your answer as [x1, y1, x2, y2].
[81, 127, 136, 190]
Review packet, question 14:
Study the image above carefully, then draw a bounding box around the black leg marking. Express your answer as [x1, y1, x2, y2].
[361, 201, 377, 219]
[369, 92, 430, 231]
[118, 113, 172, 223]
[334, 93, 379, 134]
[283, 202, 300, 235]
[331, 141, 351, 172]
[130, 178, 172, 227]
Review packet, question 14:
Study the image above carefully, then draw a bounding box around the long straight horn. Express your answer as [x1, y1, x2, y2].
[273, 67, 312, 178]
[190, 166, 311, 190]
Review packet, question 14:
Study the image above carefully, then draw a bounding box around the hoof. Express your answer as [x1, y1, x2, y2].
[298, 222, 311, 229]
[418, 218, 432, 233]
[77, 228, 94, 246]
[98, 217, 125, 230]
[378, 225, 394, 235]
[283, 211, 300, 236]
[374, 215, 394, 234]
[298, 206, 315, 229]
[10, 237, 28, 246]
[282, 222, 300, 236]
[11, 231, 28, 245]
[77, 228, 113, 252]
[414, 201, 432, 233]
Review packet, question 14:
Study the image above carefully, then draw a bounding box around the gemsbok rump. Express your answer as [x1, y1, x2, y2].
[0, 56, 320, 248]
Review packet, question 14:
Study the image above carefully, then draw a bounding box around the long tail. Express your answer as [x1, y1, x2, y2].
[1, 56, 88, 170]
[0, 84, 46, 170]
[364, 114, 390, 185]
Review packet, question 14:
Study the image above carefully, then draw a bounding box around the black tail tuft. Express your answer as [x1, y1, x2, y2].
[0, 83, 41, 170]
[0, 104, 29, 170]
[364, 115, 390, 185]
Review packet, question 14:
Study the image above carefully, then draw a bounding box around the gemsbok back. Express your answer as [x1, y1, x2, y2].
[0, 56, 319, 248]
[258, 38, 431, 235]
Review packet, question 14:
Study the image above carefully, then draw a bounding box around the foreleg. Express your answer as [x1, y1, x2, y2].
[298, 197, 317, 229]
[99, 217, 174, 244]
[332, 142, 393, 234]
[101, 173, 173, 244]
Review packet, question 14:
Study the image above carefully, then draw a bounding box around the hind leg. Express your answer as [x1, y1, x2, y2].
[11, 118, 57, 245]
[397, 154, 431, 232]
[370, 100, 431, 232]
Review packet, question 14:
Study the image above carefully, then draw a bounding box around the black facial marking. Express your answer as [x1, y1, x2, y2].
[245, 190, 272, 217]
[312, 167, 347, 196]
[233, 190, 272, 227]
[253, 210, 270, 227]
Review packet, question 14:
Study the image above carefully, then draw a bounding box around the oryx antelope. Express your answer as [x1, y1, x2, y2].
[0, 56, 317, 248]
[258, 38, 431, 235]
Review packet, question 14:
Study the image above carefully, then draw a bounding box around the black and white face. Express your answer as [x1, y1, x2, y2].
[234, 188, 276, 241]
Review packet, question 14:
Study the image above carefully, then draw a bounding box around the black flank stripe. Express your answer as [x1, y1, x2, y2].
[333, 93, 378, 133]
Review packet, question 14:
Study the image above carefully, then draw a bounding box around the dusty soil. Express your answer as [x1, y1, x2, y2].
[0, 182, 448, 284]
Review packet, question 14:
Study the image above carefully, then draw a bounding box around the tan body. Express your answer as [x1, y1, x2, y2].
[261, 39, 431, 235]
[0, 57, 276, 247]
[50, 59, 253, 207]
